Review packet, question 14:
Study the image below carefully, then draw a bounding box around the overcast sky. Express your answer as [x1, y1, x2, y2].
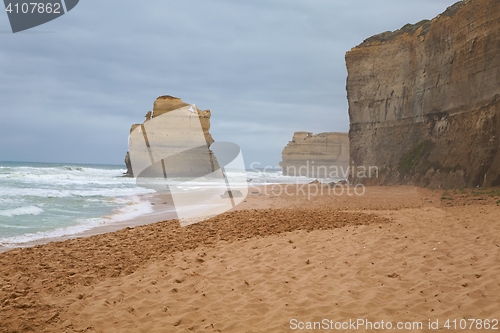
[0, 0, 457, 168]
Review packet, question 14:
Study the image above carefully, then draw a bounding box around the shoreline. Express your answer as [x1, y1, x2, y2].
[1, 184, 498, 252]
[0, 182, 333, 252]
[0, 165, 332, 252]
[0, 192, 176, 253]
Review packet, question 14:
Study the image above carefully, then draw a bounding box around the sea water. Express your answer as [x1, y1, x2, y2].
[0, 162, 335, 250]
[0, 161, 155, 249]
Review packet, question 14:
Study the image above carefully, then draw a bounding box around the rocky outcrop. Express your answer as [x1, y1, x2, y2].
[346, 0, 500, 188]
[124, 152, 133, 177]
[280, 132, 349, 178]
[124, 95, 218, 178]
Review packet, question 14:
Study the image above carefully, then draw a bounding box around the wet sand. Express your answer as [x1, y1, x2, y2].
[0, 185, 499, 332]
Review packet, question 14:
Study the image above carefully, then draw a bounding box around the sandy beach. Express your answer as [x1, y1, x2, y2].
[1, 185, 499, 332]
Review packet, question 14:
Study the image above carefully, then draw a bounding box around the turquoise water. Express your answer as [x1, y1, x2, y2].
[0, 161, 154, 248]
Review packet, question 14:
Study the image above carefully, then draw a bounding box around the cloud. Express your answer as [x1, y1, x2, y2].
[0, 0, 458, 166]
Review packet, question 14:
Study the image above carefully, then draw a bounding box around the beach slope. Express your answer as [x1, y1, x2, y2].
[1, 186, 499, 332]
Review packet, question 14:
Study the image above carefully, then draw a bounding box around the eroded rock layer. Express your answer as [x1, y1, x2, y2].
[280, 132, 349, 178]
[346, 0, 500, 188]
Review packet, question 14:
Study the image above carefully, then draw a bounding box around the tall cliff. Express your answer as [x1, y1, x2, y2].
[280, 132, 349, 178]
[124, 95, 218, 177]
[346, 0, 500, 188]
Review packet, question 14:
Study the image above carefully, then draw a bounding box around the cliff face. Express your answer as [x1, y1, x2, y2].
[124, 95, 218, 177]
[346, 0, 500, 188]
[280, 132, 349, 178]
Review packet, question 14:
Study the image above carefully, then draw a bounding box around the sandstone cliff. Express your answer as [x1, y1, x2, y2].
[346, 0, 500, 188]
[124, 95, 218, 178]
[280, 132, 349, 178]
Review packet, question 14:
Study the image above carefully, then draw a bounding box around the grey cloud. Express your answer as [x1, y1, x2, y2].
[0, 0, 458, 166]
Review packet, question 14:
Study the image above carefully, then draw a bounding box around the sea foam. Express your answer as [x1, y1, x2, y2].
[0, 206, 44, 217]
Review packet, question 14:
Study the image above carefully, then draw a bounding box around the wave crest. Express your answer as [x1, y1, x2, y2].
[0, 206, 44, 217]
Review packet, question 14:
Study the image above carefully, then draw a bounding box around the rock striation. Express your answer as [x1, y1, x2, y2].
[124, 95, 218, 178]
[280, 132, 349, 178]
[346, 0, 500, 188]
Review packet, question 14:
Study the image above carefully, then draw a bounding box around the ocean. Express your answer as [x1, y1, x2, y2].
[0, 161, 334, 250]
[0, 161, 156, 249]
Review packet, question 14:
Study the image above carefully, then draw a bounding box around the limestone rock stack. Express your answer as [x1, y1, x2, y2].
[346, 0, 500, 187]
[124, 95, 218, 178]
[280, 132, 349, 178]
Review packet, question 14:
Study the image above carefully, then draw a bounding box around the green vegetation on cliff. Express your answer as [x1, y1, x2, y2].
[398, 140, 434, 175]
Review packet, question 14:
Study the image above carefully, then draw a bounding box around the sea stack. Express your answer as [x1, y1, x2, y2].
[346, 0, 500, 188]
[280, 132, 349, 178]
[124, 95, 218, 178]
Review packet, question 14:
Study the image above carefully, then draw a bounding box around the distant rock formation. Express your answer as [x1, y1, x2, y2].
[124, 95, 218, 178]
[346, 0, 500, 188]
[280, 132, 349, 178]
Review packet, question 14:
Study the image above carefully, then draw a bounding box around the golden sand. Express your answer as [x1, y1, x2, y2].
[0, 186, 499, 332]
